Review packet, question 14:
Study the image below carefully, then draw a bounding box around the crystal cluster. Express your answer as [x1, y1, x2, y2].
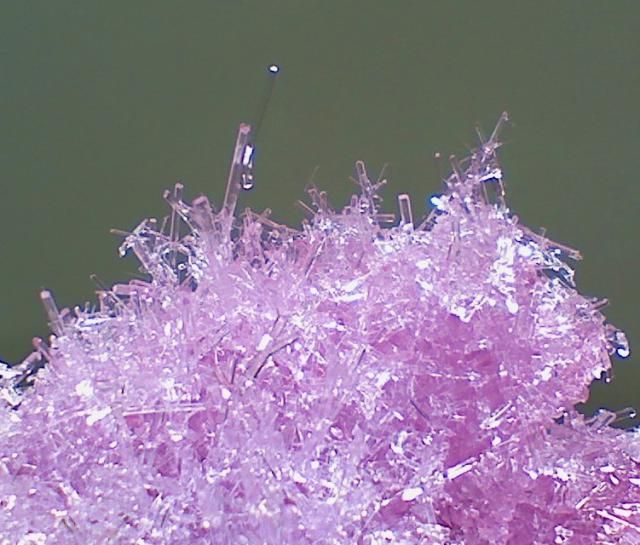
[1, 117, 637, 544]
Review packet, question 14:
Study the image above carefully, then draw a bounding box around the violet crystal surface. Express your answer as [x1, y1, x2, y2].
[1, 116, 638, 544]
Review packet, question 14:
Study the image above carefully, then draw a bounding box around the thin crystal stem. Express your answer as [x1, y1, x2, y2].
[222, 123, 253, 239]
[40, 290, 64, 336]
[397, 194, 413, 228]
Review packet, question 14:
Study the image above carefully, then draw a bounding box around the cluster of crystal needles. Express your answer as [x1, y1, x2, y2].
[1, 118, 637, 544]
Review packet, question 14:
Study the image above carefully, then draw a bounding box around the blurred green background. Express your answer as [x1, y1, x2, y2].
[0, 2, 638, 424]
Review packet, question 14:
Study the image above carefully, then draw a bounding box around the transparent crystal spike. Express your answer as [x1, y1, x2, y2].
[222, 123, 253, 238]
[168, 182, 183, 242]
[191, 196, 216, 233]
[240, 142, 256, 190]
[40, 290, 64, 336]
[355, 160, 377, 214]
[397, 194, 413, 229]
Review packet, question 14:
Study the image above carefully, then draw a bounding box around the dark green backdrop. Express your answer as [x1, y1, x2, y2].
[1, 1, 638, 424]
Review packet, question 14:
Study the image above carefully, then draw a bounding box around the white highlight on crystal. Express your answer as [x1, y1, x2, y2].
[75, 315, 110, 331]
[75, 379, 94, 398]
[429, 195, 447, 211]
[445, 459, 476, 480]
[401, 487, 423, 501]
[221, 387, 232, 400]
[617, 346, 631, 358]
[334, 292, 366, 303]
[169, 430, 183, 442]
[241, 143, 255, 168]
[575, 495, 590, 510]
[257, 334, 272, 351]
[291, 471, 307, 484]
[554, 525, 574, 544]
[4, 494, 16, 510]
[416, 278, 433, 294]
[161, 377, 179, 401]
[341, 278, 363, 292]
[597, 509, 640, 533]
[518, 244, 534, 258]
[448, 294, 487, 323]
[370, 530, 395, 543]
[613, 506, 633, 518]
[480, 402, 512, 430]
[538, 367, 553, 381]
[479, 168, 502, 182]
[18, 533, 47, 545]
[390, 430, 408, 455]
[375, 371, 391, 389]
[86, 406, 112, 426]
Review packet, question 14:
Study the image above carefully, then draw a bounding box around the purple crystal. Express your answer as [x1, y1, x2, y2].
[0, 116, 637, 544]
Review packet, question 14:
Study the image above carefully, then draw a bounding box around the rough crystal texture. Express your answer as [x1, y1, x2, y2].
[0, 118, 637, 544]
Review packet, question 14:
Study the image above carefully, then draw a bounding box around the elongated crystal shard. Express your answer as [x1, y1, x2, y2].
[397, 193, 413, 229]
[222, 123, 253, 238]
[40, 289, 64, 336]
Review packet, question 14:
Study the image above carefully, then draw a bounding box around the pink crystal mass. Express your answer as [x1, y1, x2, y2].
[1, 118, 637, 544]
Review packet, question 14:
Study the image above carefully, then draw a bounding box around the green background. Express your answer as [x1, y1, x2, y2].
[0, 2, 638, 425]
